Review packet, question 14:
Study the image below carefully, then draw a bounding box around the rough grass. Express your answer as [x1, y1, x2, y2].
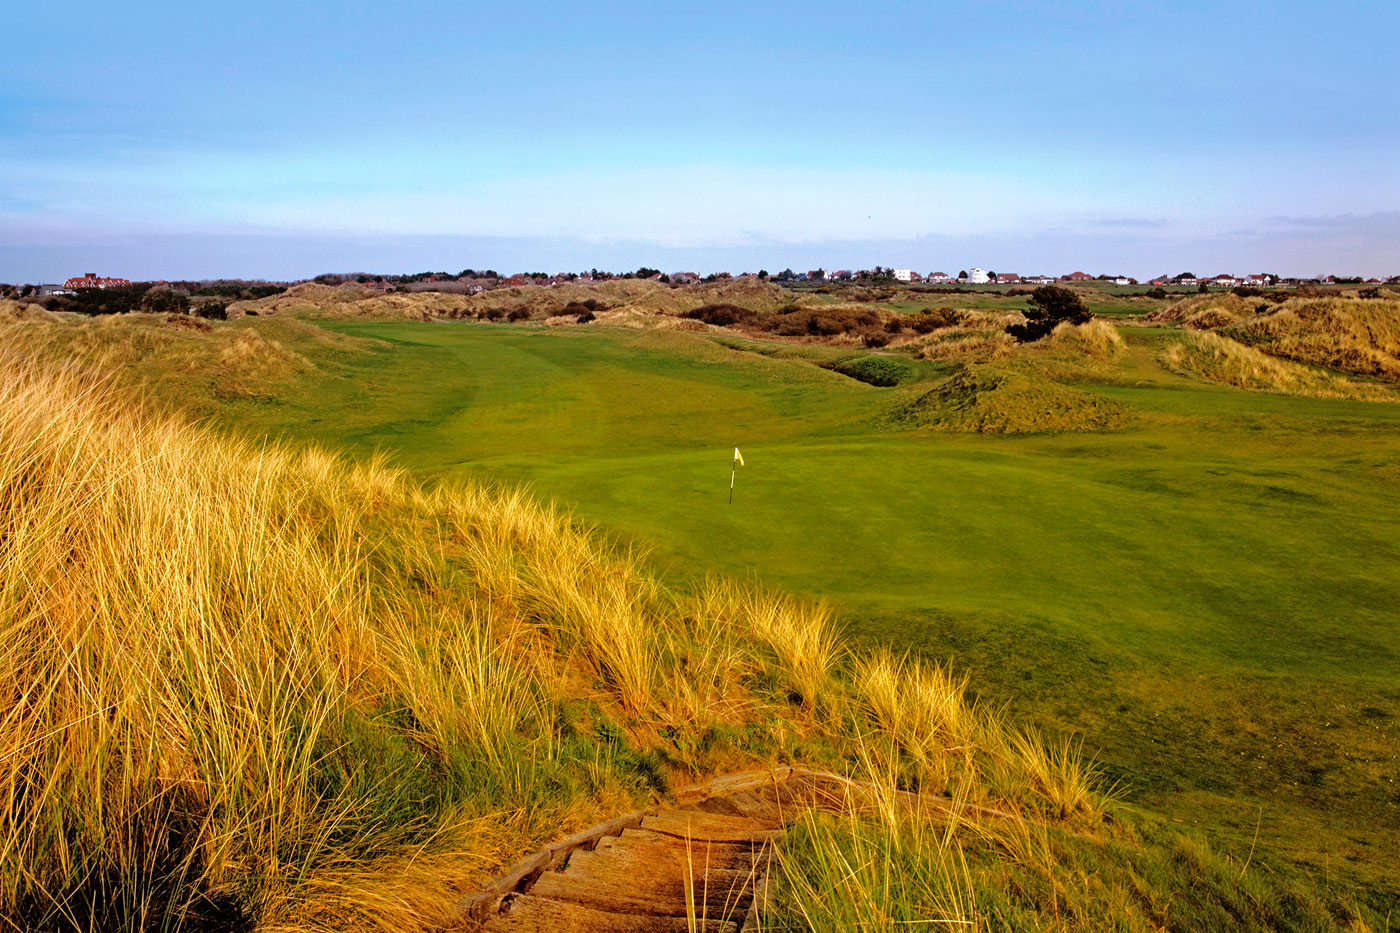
[0, 309, 371, 414]
[1162, 331, 1394, 401]
[768, 792, 1372, 933]
[1227, 297, 1400, 379]
[1142, 292, 1259, 327]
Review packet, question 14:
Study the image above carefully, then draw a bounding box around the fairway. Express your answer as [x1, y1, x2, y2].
[213, 319, 1400, 902]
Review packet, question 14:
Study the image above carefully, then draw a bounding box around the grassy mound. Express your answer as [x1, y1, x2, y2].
[895, 364, 1132, 434]
[829, 353, 918, 387]
[1142, 292, 1259, 327]
[1162, 331, 1394, 401]
[1227, 297, 1400, 379]
[0, 311, 371, 415]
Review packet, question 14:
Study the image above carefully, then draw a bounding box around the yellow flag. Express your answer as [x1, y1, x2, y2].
[734, 447, 744, 466]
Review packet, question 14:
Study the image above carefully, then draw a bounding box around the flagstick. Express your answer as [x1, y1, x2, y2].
[729, 457, 736, 504]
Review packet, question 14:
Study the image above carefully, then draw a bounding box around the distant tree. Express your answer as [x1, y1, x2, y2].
[958, 270, 968, 280]
[635, 267, 661, 279]
[987, 271, 996, 282]
[1147, 286, 1167, 300]
[1006, 285, 1090, 342]
[659, 273, 671, 283]
[757, 269, 769, 280]
[1198, 282, 1209, 293]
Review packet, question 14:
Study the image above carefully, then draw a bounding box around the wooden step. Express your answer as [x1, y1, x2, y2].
[563, 844, 764, 890]
[486, 894, 739, 932]
[640, 811, 781, 843]
[530, 870, 753, 919]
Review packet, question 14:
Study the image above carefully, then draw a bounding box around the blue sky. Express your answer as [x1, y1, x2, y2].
[2, 0, 1397, 281]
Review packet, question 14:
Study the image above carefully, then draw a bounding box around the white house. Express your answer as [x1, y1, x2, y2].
[1023, 274, 1056, 285]
[893, 269, 914, 282]
[926, 272, 953, 284]
[966, 268, 990, 284]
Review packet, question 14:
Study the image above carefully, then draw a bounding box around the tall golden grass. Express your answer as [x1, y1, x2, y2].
[1161, 331, 1394, 401]
[0, 350, 1119, 930]
[1229, 297, 1400, 379]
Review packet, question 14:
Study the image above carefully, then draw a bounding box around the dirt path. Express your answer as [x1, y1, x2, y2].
[455, 767, 1006, 932]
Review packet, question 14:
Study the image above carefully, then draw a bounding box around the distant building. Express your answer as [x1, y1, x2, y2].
[995, 272, 1021, 284]
[1059, 271, 1094, 282]
[671, 272, 700, 285]
[1210, 274, 1239, 287]
[926, 271, 954, 284]
[1023, 274, 1056, 285]
[64, 272, 130, 290]
[966, 268, 990, 284]
[892, 269, 915, 282]
[1244, 274, 1272, 286]
[830, 270, 854, 281]
[1113, 276, 1134, 285]
[807, 269, 827, 282]
[36, 284, 76, 296]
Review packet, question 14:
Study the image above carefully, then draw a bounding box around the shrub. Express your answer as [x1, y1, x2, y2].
[1147, 287, 1168, 300]
[193, 302, 228, 320]
[862, 332, 890, 348]
[1006, 286, 1090, 342]
[680, 303, 754, 327]
[507, 308, 531, 322]
[909, 307, 963, 334]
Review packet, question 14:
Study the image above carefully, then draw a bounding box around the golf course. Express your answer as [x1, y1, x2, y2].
[4, 283, 1398, 928]
[193, 309, 1399, 906]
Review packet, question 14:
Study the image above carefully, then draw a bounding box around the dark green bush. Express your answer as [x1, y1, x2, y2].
[681, 303, 754, 326]
[1006, 286, 1090, 342]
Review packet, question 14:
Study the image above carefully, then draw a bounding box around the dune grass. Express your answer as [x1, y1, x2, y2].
[1161, 330, 1393, 400]
[1226, 297, 1400, 380]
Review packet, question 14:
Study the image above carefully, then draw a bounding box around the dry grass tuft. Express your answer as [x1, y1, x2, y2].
[1047, 319, 1125, 359]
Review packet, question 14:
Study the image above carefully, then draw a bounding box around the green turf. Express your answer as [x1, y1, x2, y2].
[211, 319, 1400, 913]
